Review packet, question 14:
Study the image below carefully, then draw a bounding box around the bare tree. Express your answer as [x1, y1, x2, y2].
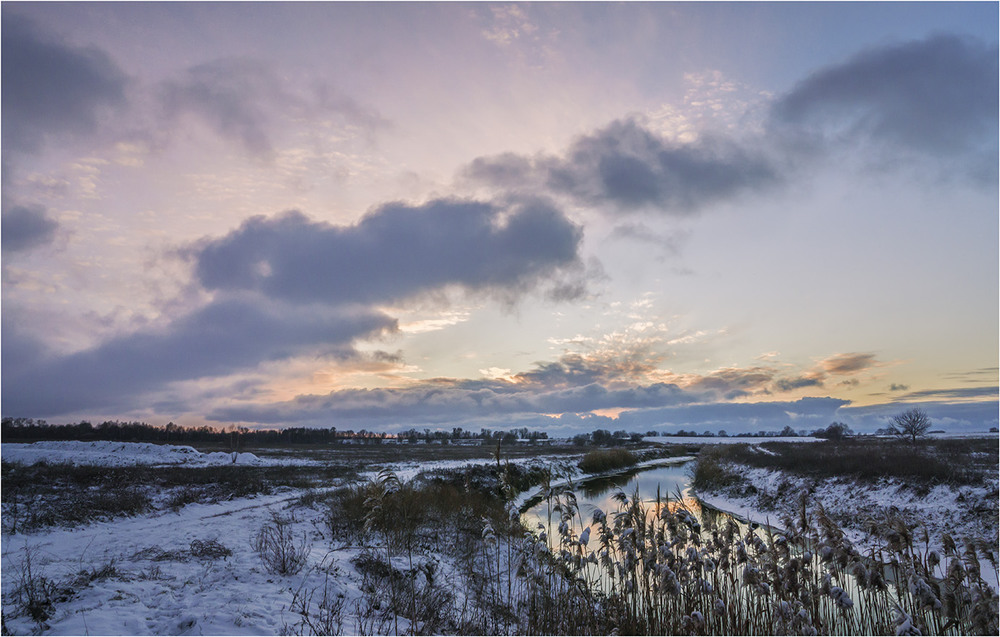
[888, 408, 932, 442]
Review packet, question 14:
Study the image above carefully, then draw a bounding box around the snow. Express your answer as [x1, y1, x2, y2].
[5, 439, 995, 634]
[695, 465, 1000, 591]
[0, 441, 553, 636]
[644, 435, 822, 445]
[1, 490, 351, 635]
[359, 453, 579, 484]
[1, 441, 314, 467]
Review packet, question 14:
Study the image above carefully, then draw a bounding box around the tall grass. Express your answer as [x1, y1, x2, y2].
[508, 486, 998, 635]
[578, 448, 639, 474]
[313, 456, 997, 635]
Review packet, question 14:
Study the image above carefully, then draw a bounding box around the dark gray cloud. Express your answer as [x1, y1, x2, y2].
[770, 34, 998, 177]
[1, 204, 58, 252]
[465, 118, 778, 215]
[192, 198, 584, 305]
[1, 295, 396, 417]
[1, 16, 128, 155]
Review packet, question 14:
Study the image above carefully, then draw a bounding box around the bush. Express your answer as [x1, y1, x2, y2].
[691, 447, 741, 490]
[578, 448, 638, 474]
[8, 546, 74, 624]
[252, 512, 311, 575]
[189, 538, 232, 560]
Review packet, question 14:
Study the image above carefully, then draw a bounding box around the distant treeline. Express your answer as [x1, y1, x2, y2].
[0, 418, 549, 446]
[1, 417, 854, 447]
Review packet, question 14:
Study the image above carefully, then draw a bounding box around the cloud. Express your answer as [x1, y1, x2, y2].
[158, 58, 389, 156]
[205, 377, 698, 429]
[1, 203, 58, 253]
[1, 295, 397, 417]
[681, 366, 777, 399]
[617, 397, 851, 433]
[463, 34, 997, 222]
[818, 352, 879, 375]
[894, 386, 999, 402]
[2, 194, 586, 418]
[191, 198, 584, 305]
[942, 367, 998, 383]
[1, 16, 128, 155]
[158, 58, 286, 156]
[773, 376, 824, 392]
[770, 34, 998, 178]
[199, 352, 851, 431]
[842, 399, 998, 433]
[465, 118, 778, 215]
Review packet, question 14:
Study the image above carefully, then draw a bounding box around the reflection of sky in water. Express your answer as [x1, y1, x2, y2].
[523, 461, 704, 538]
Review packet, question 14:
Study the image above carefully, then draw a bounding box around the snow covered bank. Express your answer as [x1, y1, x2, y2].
[1, 441, 312, 467]
[695, 466, 1000, 590]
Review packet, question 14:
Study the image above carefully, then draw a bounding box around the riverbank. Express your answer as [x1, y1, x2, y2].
[691, 439, 999, 591]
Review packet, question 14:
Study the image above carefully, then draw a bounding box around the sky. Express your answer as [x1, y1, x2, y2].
[2, 1, 997, 436]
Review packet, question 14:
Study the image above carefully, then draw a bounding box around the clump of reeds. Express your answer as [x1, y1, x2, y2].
[578, 448, 639, 474]
[316, 455, 999, 636]
[512, 484, 999, 636]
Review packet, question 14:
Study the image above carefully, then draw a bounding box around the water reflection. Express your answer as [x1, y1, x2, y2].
[521, 460, 701, 536]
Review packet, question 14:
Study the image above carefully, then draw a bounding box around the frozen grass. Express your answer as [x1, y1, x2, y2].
[693, 437, 998, 488]
[1, 460, 358, 533]
[578, 448, 639, 474]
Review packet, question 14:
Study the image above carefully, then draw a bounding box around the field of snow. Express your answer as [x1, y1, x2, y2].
[1, 442, 530, 636]
[0, 440, 313, 467]
[644, 435, 822, 445]
[1, 489, 386, 635]
[5, 438, 995, 634]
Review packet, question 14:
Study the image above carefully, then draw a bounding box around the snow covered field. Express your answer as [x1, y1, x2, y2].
[4, 438, 997, 634]
[0, 440, 301, 467]
[645, 435, 822, 445]
[0, 441, 573, 636]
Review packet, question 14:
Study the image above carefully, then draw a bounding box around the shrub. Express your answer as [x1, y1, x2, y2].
[189, 538, 232, 560]
[578, 448, 638, 474]
[252, 512, 311, 575]
[8, 546, 73, 624]
[691, 447, 741, 490]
